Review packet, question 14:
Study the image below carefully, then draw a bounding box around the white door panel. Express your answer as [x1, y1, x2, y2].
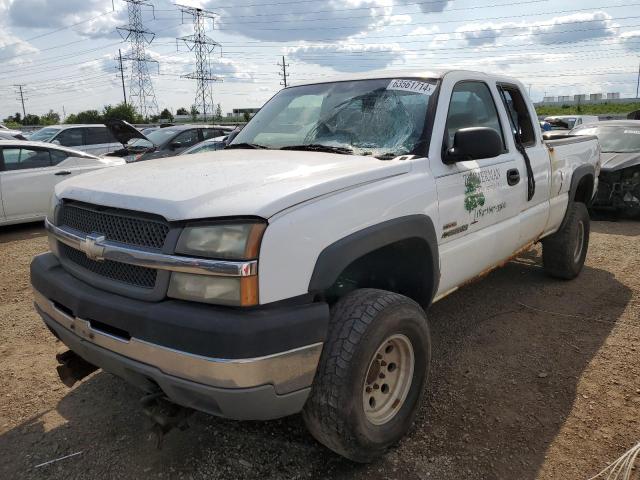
[1, 155, 81, 221]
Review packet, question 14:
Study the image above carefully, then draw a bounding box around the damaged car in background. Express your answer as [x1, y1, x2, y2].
[105, 120, 232, 161]
[571, 120, 640, 217]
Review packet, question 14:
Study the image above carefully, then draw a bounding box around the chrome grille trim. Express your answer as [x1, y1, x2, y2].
[46, 219, 258, 277]
[60, 202, 169, 250]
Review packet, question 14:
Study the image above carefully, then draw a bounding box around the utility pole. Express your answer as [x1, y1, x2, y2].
[116, 49, 127, 106]
[177, 5, 221, 121]
[117, 0, 159, 118]
[278, 55, 289, 88]
[14, 84, 26, 118]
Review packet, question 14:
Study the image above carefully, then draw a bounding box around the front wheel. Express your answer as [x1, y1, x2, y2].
[542, 201, 590, 280]
[302, 289, 430, 462]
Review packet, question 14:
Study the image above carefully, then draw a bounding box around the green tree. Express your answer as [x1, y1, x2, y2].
[159, 108, 174, 122]
[41, 109, 60, 125]
[215, 103, 222, 121]
[23, 114, 41, 125]
[102, 103, 142, 123]
[176, 107, 189, 115]
[190, 105, 199, 121]
[67, 109, 102, 124]
[3, 112, 22, 125]
[243, 111, 251, 122]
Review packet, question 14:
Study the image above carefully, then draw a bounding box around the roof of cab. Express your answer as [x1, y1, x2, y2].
[287, 69, 523, 88]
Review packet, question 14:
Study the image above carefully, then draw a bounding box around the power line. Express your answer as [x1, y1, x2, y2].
[117, 0, 159, 118]
[176, 4, 221, 119]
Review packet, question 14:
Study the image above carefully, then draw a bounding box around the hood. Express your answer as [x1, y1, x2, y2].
[55, 149, 412, 220]
[105, 119, 150, 145]
[600, 151, 640, 172]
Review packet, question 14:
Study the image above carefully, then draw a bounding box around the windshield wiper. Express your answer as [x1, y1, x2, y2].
[280, 144, 354, 155]
[225, 142, 269, 150]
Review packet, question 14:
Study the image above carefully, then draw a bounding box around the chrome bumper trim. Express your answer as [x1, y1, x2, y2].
[45, 219, 257, 277]
[34, 289, 322, 394]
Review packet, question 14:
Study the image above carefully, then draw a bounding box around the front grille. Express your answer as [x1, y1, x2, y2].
[60, 243, 157, 289]
[60, 202, 169, 250]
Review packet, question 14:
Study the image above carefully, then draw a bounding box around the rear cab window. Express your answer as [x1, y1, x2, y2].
[497, 84, 536, 146]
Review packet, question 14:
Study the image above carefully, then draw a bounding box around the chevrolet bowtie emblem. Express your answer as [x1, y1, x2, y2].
[80, 233, 106, 261]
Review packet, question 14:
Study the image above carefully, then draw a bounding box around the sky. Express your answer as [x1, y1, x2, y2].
[0, 0, 639, 120]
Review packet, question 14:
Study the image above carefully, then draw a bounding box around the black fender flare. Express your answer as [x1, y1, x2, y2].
[554, 164, 595, 235]
[569, 163, 596, 204]
[308, 215, 440, 305]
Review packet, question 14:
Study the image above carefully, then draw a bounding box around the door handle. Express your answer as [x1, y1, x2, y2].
[506, 168, 520, 186]
[54, 171, 72, 176]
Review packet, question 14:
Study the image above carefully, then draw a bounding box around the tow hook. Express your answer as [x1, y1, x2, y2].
[140, 392, 193, 449]
[55, 350, 99, 388]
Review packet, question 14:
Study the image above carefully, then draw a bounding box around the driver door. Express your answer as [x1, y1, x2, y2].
[431, 79, 525, 295]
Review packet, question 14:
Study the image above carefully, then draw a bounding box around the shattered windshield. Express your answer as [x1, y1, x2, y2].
[230, 78, 437, 158]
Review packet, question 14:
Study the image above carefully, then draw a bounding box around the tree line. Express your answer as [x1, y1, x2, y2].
[3, 102, 229, 127]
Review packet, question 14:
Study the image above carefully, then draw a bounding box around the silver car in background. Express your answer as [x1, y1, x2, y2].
[28, 124, 121, 156]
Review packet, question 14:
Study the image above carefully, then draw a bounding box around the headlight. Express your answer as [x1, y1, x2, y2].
[170, 221, 265, 306]
[167, 273, 258, 306]
[176, 222, 266, 259]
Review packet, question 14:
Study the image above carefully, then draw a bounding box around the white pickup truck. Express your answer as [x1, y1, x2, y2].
[31, 70, 600, 462]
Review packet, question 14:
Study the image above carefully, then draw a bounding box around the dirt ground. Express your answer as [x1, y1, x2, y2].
[0, 220, 638, 480]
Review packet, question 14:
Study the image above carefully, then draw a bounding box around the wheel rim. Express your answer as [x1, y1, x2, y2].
[573, 220, 585, 263]
[362, 334, 415, 426]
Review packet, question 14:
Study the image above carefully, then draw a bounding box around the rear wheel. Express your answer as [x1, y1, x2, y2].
[542, 201, 590, 279]
[302, 289, 430, 462]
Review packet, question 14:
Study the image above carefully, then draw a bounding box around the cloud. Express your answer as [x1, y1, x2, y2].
[530, 11, 616, 45]
[287, 42, 402, 72]
[618, 30, 640, 52]
[210, 0, 396, 43]
[0, 31, 39, 64]
[457, 11, 617, 47]
[395, 0, 451, 14]
[459, 26, 501, 46]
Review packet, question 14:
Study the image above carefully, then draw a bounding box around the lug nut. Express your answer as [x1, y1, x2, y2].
[366, 386, 372, 393]
[380, 360, 387, 367]
[373, 384, 379, 390]
[379, 373, 385, 379]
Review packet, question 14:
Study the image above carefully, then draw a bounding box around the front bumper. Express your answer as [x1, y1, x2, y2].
[31, 253, 329, 420]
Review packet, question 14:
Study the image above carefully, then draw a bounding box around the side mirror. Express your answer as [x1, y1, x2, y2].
[170, 141, 182, 150]
[52, 140, 61, 146]
[444, 127, 503, 164]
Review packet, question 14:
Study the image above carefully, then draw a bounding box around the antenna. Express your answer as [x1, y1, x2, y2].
[117, 0, 159, 118]
[176, 4, 221, 121]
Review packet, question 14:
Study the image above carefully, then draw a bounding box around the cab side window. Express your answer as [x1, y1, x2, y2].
[55, 128, 85, 147]
[86, 127, 117, 144]
[445, 81, 504, 150]
[497, 85, 536, 146]
[201, 128, 222, 140]
[1, 148, 52, 171]
[50, 149, 70, 166]
[173, 129, 199, 148]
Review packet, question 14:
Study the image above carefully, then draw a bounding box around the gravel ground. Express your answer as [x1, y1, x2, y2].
[0, 220, 638, 480]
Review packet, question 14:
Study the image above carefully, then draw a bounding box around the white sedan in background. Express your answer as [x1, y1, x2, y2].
[0, 140, 125, 226]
